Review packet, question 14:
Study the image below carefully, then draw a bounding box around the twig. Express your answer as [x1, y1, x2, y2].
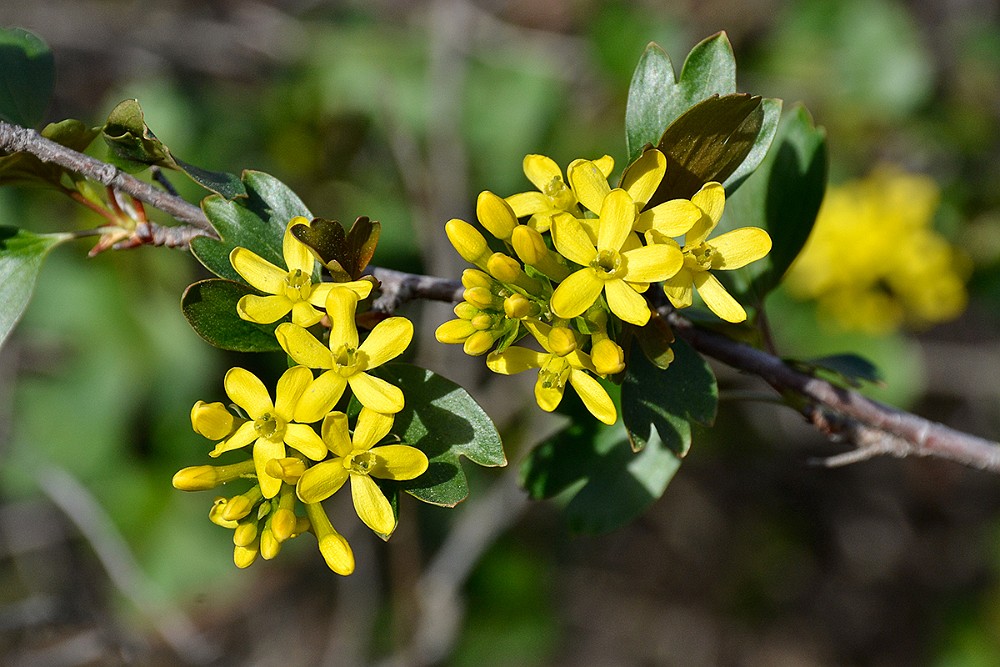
[0, 121, 215, 234]
[369, 267, 463, 313]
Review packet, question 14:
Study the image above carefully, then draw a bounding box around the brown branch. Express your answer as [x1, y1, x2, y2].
[0, 121, 215, 234]
[368, 268, 1000, 473]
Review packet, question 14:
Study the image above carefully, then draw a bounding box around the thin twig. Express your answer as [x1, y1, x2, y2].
[0, 121, 215, 234]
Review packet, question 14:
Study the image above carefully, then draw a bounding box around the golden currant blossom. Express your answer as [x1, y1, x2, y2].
[550, 188, 683, 326]
[276, 288, 413, 419]
[297, 409, 429, 536]
[231, 216, 372, 327]
[506, 153, 614, 231]
[486, 321, 616, 424]
[659, 182, 772, 323]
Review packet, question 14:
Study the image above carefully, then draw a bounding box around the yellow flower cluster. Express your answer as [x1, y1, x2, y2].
[437, 151, 772, 423]
[785, 166, 970, 334]
[174, 219, 428, 574]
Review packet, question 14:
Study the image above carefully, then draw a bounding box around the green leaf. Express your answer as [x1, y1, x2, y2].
[190, 170, 311, 281]
[790, 353, 883, 389]
[652, 94, 764, 202]
[0, 120, 99, 188]
[101, 99, 245, 197]
[520, 418, 681, 535]
[625, 33, 737, 162]
[180, 279, 281, 352]
[622, 337, 717, 454]
[371, 363, 506, 507]
[0, 28, 54, 128]
[715, 105, 828, 302]
[722, 97, 782, 192]
[0, 226, 70, 349]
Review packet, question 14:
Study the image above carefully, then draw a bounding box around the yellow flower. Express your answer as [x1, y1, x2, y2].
[660, 182, 772, 323]
[304, 501, 355, 575]
[486, 321, 616, 424]
[202, 366, 328, 498]
[785, 166, 969, 333]
[550, 188, 683, 326]
[297, 409, 428, 536]
[230, 216, 373, 327]
[506, 153, 614, 231]
[276, 288, 413, 419]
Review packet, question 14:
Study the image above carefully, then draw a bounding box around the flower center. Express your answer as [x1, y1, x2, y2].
[283, 269, 313, 301]
[331, 344, 366, 377]
[538, 356, 571, 390]
[686, 243, 714, 271]
[253, 412, 286, 441]
[345, 450, 376, 475]
[543, 176, 576, 211]
[591, 249, 624, 280]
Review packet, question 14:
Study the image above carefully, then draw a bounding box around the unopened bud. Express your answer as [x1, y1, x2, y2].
[511, 225, 571, 282]
[548, 327, 577, 356]
[233, 542, 259, 569]
[209, 498, 238, 528]
[464, 286, 498, 310]
[191, 401, 237, 440]
[234, 521, 259, 547]
[591, 338, 626, 375]
[271, 508, 297, 543]
[172, 466, 220, 491]
[445, 219, 491, 268]
[435, 319, 476, 344]
[454, 302, 478, 320]
[476, 191, 517, 241]
[259, 525, 281, 560]
[265, 457, 307, 483]
[471, 313, 494, 331]
[464, 330, 496, 356]
[504, 293, 533, 320]
[222, 486, 263, 522]
[305, 502, 355, 576]
[487, 253, 543, 294]
[461, 268, 494, 290]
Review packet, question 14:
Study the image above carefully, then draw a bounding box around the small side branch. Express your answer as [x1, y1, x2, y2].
[0, 121, 214, 234]
[369, 267, 463, 313]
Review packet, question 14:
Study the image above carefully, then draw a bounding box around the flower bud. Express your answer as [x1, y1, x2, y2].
[234, 520, 259, 547]
[305, 503, 355, 576]
[464, 286, 498, 310]
[504, 293, 533, 320]
[476, 191, 517, 241]
[222, 487, 263, 522]
[191, 401, 237, 440]
[265, 457, 307, 483]
[209, 498, 238, 528]
[172, 466, 220, 491]
[445, 218, 491, 268]
[591, 338, 626, 376]
[461, 268, 494, 290]
[471, 313, 494, 331]
[271, 508, 297, 543]
[435, 318, 476, 344]
[511, 225, 571, 282]
[259, 525, 281, 560]
[454, 301, 479, 320]
[548, 327, 577, 356]
[464, 330, 496, 356]
[233, 542, 259, 569]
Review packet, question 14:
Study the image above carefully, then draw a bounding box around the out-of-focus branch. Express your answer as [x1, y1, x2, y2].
[368, 268, 1000, 473]
[0, 121, 215, 234]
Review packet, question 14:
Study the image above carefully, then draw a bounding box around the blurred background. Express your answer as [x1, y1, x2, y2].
[2, 0, 1000, 665]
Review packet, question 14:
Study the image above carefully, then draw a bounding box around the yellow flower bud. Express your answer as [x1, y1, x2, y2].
[504, 293, 533, 319]
[454, 301, 479, 320]
[548, 327, 577, 356]
[190, 401, 237, 440]
[445, 218, 491, 268]
[471, 313, 494, 331]
[476, 191, 517, 241]
[209, 498, 238, 528]
[591, 338, 626, 376]
[233, 542, 259, 569]
[271, 508, 297, 543]
[259, 525, 281, 560]
[234, 521, 259, 547]
[172, 465, 220, 491]
[464, 286, 498, 310]
[265, 457, 307, 483]
[305, 502, 355, 576]
[435, 318, 476, 344]
[511, 225, 571, 282]
[462, 268, 494, 290]
[222, 487, 262, 522]
[464, 330, 496, 356]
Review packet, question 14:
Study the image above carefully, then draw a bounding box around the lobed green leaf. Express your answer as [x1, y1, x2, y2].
[0, 227, 70, 350]
[180, 279, 281, 352]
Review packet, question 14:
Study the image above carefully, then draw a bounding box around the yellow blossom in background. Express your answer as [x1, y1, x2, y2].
[659, 182, 772, 323]
[231, 216, 373, 327]
[297, 409, 429, 536]
[785, 167, 970, 334]
[276, 287, 413, 419]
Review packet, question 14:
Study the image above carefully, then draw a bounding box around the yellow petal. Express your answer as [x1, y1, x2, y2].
[294, 372, 348, 423]
[224, 367, 272, 418]
[359, 317, 413, 369]
[551, 214, 597, 266]
[594, 154, 615, 178]
[620, 149, 666, 207]
[604, 279, 651, 326]
[662, 269, 695, 308]
[321, 412, 353, 457]
[237, 294, 292, 324]
[353, 408, 394, 451]
[274, 365, 314, 420]
[694, 272, 747, 323]
[370, 445, 429, 480]
[485, 347, 547, 375]
[230, 247, 286, 293]
[688, 182, 725, 245]
[276, 323, 333, 369]
[622, 244, 683, 283]
[191, 401, 236, 440]
[284, 423, 327, 460]
[533, 375, 564, 412]
[283, 216, 316, 275]
[506, 191, 549, 217]
[709, 227, 772, 270]
[297, 460, 349, 503]
[476, 191, 518, 241]
[290, 300, 324, 327]
[550, 269, 604, 320]
[522, 154, 563, 191]
[569, 369, 617, 425]
[568, 159, 611, 214]
[209, 421, 257, 457]
[254, 437, 286, 499]
[597, 189, 637, 252]
[348, 372, 405, 414]
[325, 288, 360, 350]
[638, 199, 703, 236]
[351, 474, 396, 535]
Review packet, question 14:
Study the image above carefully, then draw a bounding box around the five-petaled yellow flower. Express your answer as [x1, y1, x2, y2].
[297, 409, 429, 536]
[276, 288, 413, 420]
[201, 365, 327, 498]
[486, 321, 616, 424]
[231, 216, 373, 327]
[550, 188, 683, 326]
[505, 153, 614, 231]
[658, 183, 772, 323]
